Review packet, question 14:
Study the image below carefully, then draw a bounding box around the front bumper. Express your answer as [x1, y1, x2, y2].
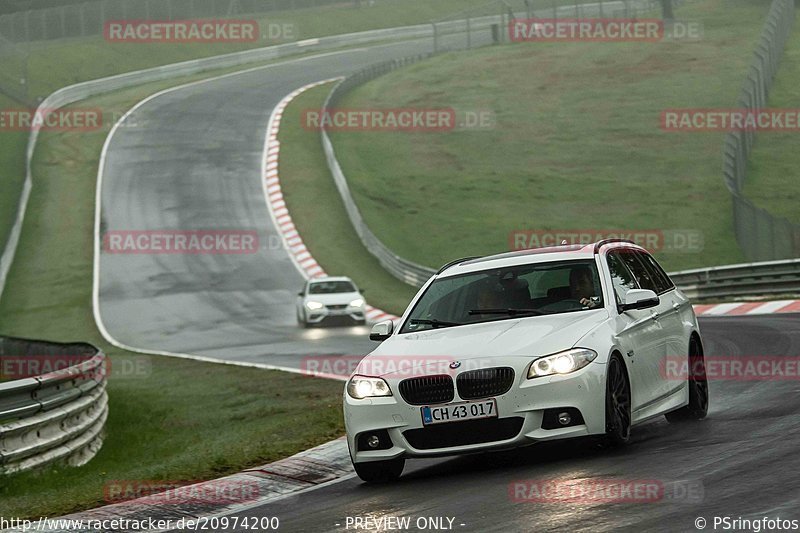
[344, 361, 607, 463]
[305, 306, 365, 324]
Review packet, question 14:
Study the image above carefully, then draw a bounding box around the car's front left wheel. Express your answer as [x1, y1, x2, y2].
[604, 354, 631, 446]
[353, 458, 405, 483]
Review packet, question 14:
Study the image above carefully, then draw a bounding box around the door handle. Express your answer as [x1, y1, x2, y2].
[650, 311, 660, 321]
[672, 302, 681, 311]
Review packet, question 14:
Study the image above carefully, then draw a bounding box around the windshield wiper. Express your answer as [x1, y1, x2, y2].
[408, 318, 462, 328]
[468, 308, 546, 317]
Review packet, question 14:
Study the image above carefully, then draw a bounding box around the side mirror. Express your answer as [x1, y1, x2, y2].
[620, 289, 659, 312]
[369, 319, 394, 342]
[297, 291, 304, 297]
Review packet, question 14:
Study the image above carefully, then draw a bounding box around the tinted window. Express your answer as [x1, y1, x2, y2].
[637, 252, 674, 293]
[617, 250, 658, 292]
[401, 260, 603, 333]
[308, 281, 356, 294]
[607, 252, 639, 303]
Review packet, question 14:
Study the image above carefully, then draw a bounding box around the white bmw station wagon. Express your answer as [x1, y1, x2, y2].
[344, 240, 709, 482]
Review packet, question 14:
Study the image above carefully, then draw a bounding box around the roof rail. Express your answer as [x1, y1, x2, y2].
[436, 256, 482, 274]
[593, 239, 636, 254]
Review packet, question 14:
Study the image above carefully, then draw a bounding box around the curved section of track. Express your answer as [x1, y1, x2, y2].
[95, 39, 455, 369]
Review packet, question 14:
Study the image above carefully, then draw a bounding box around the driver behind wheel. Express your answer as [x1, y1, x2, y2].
[569, 266, 600, 309]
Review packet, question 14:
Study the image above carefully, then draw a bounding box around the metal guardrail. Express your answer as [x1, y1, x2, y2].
[669, 258, 800, 301]
[0, 336, 108, 474]
[724, 0, 798, 261]
[321, 60, 438, 288]
[431, 0, 669, 52]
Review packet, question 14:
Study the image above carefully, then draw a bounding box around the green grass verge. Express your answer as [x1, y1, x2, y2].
[326, 0, 774, 274]
[278, 83, 418, 316]
[0, 68, 346, 519]
[744, 11, 800, 224]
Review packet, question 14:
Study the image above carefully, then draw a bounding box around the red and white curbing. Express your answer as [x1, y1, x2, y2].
[692, 299, 800, 317]
[262, 85, 800, 324]
[262, 79, 399, 324]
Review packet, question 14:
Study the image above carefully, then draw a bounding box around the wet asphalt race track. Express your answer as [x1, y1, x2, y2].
[94, 26, 800, 533]
[96, 32, 493, 370]
[220, 314, 800, 533]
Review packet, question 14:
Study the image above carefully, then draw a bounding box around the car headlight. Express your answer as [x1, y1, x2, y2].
[347, 375, 392, 399]
[305, 301, 324, 310]
[349, 298, 365, 308]
[527, 348, 598, 379]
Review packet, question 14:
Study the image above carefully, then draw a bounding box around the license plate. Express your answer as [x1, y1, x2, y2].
[421, 399, 497, 425]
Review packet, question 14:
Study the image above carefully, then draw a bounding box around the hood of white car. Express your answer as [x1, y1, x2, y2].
[302, 292, 362, 305]
[363, 310, 608, 377]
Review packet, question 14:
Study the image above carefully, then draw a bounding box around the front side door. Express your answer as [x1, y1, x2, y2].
[606, 250, 665, 412]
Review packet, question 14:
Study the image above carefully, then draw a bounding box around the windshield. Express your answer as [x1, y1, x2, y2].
[401, 260, 604, 333]
[308, 281, 356, 294]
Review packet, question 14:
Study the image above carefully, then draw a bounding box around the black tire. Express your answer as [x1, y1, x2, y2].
[353, 458, 405, 483]
[665, 336, 709, 422]
[605, 354, 631, 446]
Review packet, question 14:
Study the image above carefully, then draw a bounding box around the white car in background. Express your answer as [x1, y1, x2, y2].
[296, 276, 367, 327]
[344, 240, 709, 483]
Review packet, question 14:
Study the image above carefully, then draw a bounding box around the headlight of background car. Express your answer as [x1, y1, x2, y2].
[347, 375, 392, 399]
[305, 301, 324, 310]
[349, 298, 365, 308]
[527, 348, 598, 379]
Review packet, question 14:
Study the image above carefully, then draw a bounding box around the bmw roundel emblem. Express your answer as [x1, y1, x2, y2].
[449, 361, 461, 369]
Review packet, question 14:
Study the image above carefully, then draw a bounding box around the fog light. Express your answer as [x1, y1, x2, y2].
[557, 412, 571, 426]
[367, 435, 381, 449]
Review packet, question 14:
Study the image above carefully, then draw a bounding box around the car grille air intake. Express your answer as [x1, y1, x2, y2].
[399, 375, 454, 405]
[403, 417, 524, 450]
[456, 367, 515, 400]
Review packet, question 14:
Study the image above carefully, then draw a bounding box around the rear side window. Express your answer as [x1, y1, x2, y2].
[616, 249, 659, 293]
[606, 252, 639, 303]
[637, 252, 675, 294]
